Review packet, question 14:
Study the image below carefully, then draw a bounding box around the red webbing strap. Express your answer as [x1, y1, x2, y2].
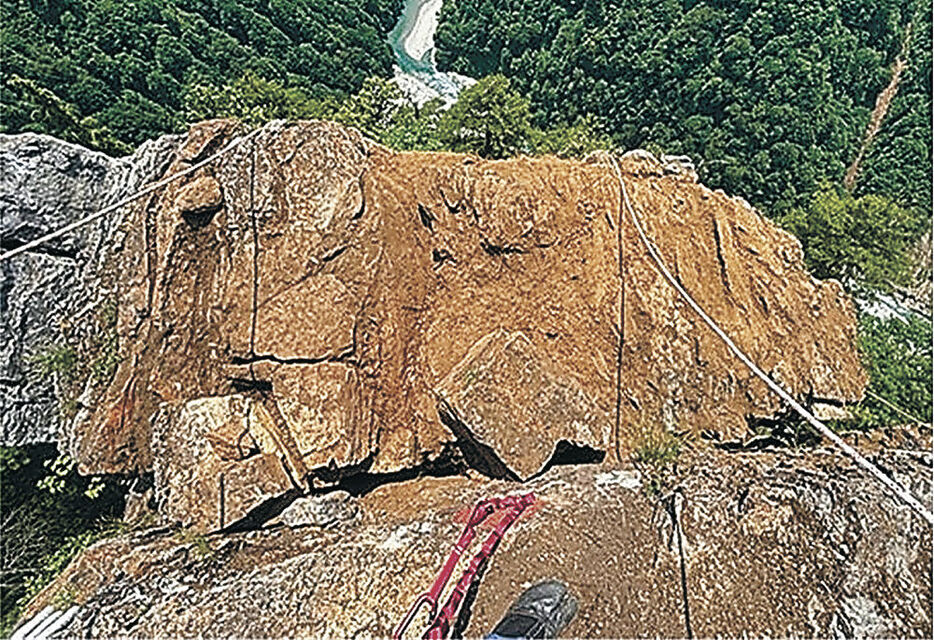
[393, 493, 536, 640]
[423, 493, 535, 639]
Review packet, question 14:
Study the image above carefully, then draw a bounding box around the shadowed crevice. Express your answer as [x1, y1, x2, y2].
[451, 556, 490, 639]
[526, 440, 606, 481]
[480, 239, 524, 257]
[437, 399, 520, 482]
[311, 444, 467, 497]
[222, 488, 301, 533]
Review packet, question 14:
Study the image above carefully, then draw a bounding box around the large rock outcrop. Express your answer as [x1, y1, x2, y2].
[20, 448, 933, 638]
[0, 132, 179, 445]
[17, 119, 864, 531]
[8, 122, 924, 640]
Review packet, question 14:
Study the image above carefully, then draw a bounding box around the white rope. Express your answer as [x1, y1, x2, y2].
[0, 128, 262, 263]
[604, 155, 934, 526]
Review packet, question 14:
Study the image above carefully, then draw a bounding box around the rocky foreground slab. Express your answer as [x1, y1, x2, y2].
[21, 448, 932, 638]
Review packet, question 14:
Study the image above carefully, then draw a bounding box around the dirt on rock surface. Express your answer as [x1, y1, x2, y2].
[61, 119, 866, 533]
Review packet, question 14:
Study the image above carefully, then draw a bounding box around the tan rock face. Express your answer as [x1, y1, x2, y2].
[71, 120, 866, 530]
[152, 395, 294, 530]
[174, 175, 223, 216]
[437, 330, 611, 480]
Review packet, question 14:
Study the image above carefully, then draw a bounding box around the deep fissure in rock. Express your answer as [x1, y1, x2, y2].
[417, 203, 436, 231]
[312, 444, 467, 497]
[715, 410, 822, 451]
[531, 440, 606, 480]
[480, 239, 524, 257]
[223, 488, 302, 532]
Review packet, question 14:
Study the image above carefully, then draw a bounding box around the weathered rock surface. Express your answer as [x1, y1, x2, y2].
[275, 490, 359, 529]
[21, 119, 864, 530]
[152, 395, 296, 530]
[21, 449, 932, 638]
[436, 330, 611, 480]
[0, 132, 179, 445]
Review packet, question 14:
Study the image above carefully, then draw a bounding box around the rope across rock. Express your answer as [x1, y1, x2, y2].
[601, 152, 933, 526]
[0, 127, 262, 263]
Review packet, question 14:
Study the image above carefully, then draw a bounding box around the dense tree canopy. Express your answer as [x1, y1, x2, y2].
[436, 75, 533, 158]
[184, 72, 609, 160]
[779, 186, 922, 294]
[1, 0, 399, 144]
[855, 313, 932, 427]
[436, 0, 931, 225]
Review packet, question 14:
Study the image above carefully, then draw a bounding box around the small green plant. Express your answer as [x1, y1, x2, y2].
[28, 343, 85, 421]
[1, 444, 125, 635]
[50, 584, 80, 610]
[849, 312, 932, 428]
[96, 516, 131, 537]
[175, 528, 216, 561]
[28, 344, 78, 381]
[631, 429, 684, 499]
[18, 530, 98, 608]
[36, 453, 77, 494]
[15, 518, 125, 612]
[0, 447, 31, 473]
[37, 453, 106, 499]
[462, 368, 478, 389]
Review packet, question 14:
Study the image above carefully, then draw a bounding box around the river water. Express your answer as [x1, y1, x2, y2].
[387, 0, 475, 106]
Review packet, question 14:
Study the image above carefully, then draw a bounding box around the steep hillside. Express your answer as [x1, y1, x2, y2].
[0, 0, 399, 145]
[436, 0, 932, 221]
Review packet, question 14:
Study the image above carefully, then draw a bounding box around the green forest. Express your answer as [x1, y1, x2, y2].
[2, 0, 930, 226]
[0, 1, 931, 630]
[0, 0, 400, 146]
[436, 0, 931, 222]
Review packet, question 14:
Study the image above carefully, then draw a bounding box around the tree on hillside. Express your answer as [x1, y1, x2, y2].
[332, 77, 444, 151]
[4, 76, 131, 155]
[334, 76, 410, 138]
[185, 71, 327, 125]
[532, 115, 612, 157]
[855, 313, 932, 427]
[437, 75, 532, 158]
[779, 185, 922, 294]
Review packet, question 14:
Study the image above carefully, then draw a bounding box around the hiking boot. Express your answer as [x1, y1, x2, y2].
[485, 580, 578, 639]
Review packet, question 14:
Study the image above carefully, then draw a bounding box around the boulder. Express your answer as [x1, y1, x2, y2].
[436, 330, 610, 480]
[9, 120, 867, 531]
[276, 491, 359, 529]
[152, 395, 296, 531]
